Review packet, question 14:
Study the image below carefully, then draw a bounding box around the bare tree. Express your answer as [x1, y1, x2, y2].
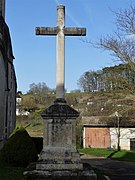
[78, 63, 135, 92]
[98, 4, 135, 68]
[113, 111, 121, 151]
[28, 82, 51, 95]
[101, 9, 135, 147]
[115, 4, 135, 35]
[78, 70, 103, 92]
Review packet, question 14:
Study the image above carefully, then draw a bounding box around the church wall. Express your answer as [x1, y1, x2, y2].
[0, 15, 17, 149]
[0, 51, 6, 149]
[7, 62, 16, 137]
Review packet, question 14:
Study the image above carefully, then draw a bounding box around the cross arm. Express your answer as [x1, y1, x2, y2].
[36, 27, 58, 35]
[64, 28, 86, 36]
[36, 27, 86, 36]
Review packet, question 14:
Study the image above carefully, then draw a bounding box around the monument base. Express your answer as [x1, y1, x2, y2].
[24, 163, 97, 180]
[23, 99, 97, 179]
[36, 147, 83, 171]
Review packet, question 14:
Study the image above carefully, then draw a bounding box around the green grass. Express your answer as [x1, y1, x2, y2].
[0, 158, 24, 180]
[79, 148, 115, 157]
[79, 148, 135, 163]
[1, 148, 134, 179]
[0, 150, 24, 180]
[112, 150, 135, 162]
[0, 166, 25, 180]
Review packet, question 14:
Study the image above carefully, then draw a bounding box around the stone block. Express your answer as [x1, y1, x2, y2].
[24, 99, 97, 179]
[24, 163, 97, 180]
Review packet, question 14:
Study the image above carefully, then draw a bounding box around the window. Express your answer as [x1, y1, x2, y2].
[130, 138, 135, 151]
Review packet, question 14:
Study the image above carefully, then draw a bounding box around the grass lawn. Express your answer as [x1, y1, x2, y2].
[0, 167, 24, 180]
[0, 165, 25, 180]
[79, 148, 135, 163]
[112, 150, 135, 162]
[0, 156, 24, 180]
[0, 148, 134, 179]
[0, 140, 25, 180]
[79, 148, 114, 157]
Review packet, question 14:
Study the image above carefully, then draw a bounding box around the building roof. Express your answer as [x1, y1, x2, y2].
[82, 116, 135, 128]
[16, 94, 22, 98]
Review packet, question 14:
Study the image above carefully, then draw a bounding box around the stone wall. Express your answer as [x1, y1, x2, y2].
[0, 51, 6, 149]
[0, 15, 17, 149]
[7, 62, 16, 137]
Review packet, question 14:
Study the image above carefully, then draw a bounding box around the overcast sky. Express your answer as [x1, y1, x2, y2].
[6, 0, 134, 93]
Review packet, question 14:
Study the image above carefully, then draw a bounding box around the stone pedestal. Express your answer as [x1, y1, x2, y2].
[24, 99, 97, 179]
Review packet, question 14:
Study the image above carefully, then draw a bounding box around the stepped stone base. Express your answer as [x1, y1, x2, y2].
[23, 99, 97, 179]
[36, 147, 83, 171]
[24, 163, 97, 180]
[36, 161, 83, 171]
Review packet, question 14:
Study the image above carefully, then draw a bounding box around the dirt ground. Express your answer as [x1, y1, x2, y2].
[81, 154, 135, 180]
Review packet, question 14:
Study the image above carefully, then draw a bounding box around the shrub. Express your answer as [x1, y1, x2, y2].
[31, 137, 43, 154]
[0, 127, 38, 167]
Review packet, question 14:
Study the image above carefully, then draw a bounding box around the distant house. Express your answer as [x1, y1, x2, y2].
[0, 13, 17, 149]
[16, 92, 30, 116]
[82, 116, 135, 150]
[16, 92, 22, 116]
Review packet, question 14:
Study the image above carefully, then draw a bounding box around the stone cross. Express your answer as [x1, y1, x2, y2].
[24, 5, 97, 179]
[36, 5, 86, 100]
[0, 0, 5, 19]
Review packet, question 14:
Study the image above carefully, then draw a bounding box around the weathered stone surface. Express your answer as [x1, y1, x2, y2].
[0, 15, 16, 149]
[36, 161, 83, 171]
[24, 4, 96, 180]
[35, 4, 86, 99]
[38, 100, 83, 171]
[24, 99, 97, 179]
[24, 100, 95, 178]
[36, 27, 58, 35]
[36, 27, 86, 36]
[24, 170, 96, 180]
[41, 99, 79, 118]
[24, 163, 97, 180]
[64, 28, 86, 36]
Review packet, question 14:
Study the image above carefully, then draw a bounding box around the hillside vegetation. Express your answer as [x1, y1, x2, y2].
[17, 91, 135, 137]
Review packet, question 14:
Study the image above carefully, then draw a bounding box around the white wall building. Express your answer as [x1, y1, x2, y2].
[82, 116, 135, 150]
[16, 93, 30, 116]
[110, 128, 135, 150]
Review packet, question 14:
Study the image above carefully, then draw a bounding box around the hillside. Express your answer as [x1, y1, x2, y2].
[17, 91, 135, 137]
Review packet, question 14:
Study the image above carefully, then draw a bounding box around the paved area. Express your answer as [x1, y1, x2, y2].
[81, 154, 135, 180]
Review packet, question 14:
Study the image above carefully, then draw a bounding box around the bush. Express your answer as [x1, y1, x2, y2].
[0, 127, 38, 167]
[31, 137, 43, 154]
